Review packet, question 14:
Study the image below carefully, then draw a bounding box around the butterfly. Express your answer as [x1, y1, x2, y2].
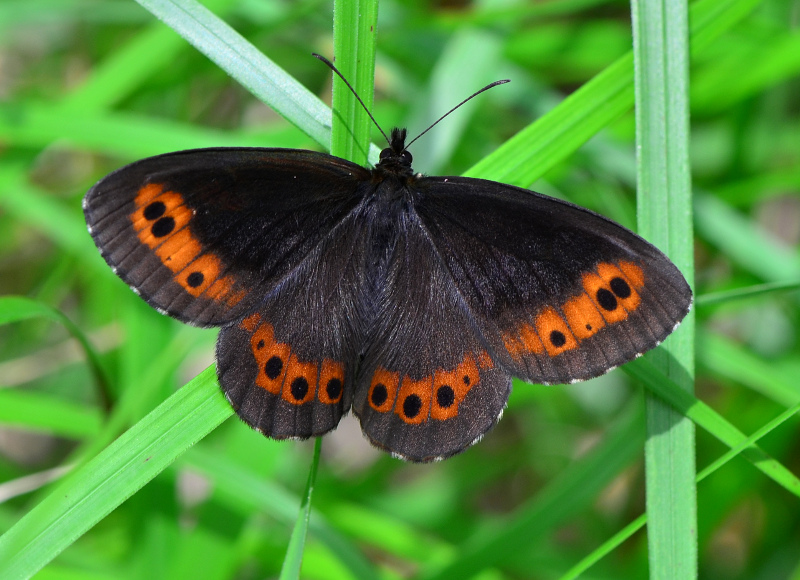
[83, 64, 692, 462]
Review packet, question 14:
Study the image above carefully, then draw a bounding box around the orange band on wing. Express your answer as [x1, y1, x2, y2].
[239, 318, 344, 406]
[368, 351, 492, 424]
[506, 260, 650, 360]
[131, 184, 243, 307]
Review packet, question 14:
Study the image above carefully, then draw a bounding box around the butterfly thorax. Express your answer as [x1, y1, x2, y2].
[372, 127, 415, 180]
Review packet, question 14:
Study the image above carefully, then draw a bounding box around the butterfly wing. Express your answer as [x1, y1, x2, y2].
[216, 206, 372, 439]
[413, 176, 693, 385]
[84, 148, 370, 327]
[352, 209, 511, 462]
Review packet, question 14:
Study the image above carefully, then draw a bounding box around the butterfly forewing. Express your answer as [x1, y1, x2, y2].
[414, 176, 693, 385]
[84, 148, 369, 327]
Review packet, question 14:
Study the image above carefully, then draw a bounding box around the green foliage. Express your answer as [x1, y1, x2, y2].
[1, 0, 799, 579]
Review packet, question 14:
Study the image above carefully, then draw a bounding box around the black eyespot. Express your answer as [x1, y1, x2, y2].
[371, 383, 388, 406]
[610, 277, 632, 298]
[143, 201, 166, 220]
[186, 272, 204, 288]
[290, 377, 309, 401]
[264, 356, 283, 380]
[326, 378, 342, 400]
[596, 288, 618, 311]
[550, 330, 567, 347]
[151, 216, 175, 237]
[437, 385, 455, 408]
[403, 394, 422, 418]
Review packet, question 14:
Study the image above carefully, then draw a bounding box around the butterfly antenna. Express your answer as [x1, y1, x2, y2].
[312, 53, 391, 145]
[405, 79, 510, 150]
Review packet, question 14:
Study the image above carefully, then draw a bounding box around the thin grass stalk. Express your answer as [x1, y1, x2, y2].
[631, 0, 698, 578]
[331, 0, 379, 164]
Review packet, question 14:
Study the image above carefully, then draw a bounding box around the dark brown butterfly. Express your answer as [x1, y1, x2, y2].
[84, 61, 691, 462]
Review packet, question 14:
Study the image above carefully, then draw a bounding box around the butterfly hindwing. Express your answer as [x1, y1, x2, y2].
[216, 208, 370, 439]
[84, 148, 369, 327]
[353, 211, 511, 461]
[414, 176, 693, 385]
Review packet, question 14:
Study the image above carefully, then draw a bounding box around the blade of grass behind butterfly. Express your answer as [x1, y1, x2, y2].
[463, 0, 765, 186]
[134, 0, 332, 147]
[331, 0, 378, 165]
[631, 0, 697, 577]
[279, 438, 322, 580]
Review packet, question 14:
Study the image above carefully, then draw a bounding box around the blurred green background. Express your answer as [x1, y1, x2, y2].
[1, 0, 799, 578]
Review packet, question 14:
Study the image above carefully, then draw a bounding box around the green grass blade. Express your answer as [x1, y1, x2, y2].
[0, 368, 231, 580]
[134, 0, 332, 147]
[696, 280, 800, 307]
[331, 0, 378, 165]
[279, 438, 321, 580]
[631, 0, 697, 577]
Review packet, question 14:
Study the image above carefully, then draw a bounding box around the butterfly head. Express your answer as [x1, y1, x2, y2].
[377, 127, 414, 175]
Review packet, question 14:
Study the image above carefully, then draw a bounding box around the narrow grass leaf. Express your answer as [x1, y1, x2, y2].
[696, 281, 800, 307]
[631, 0, 697, 577]
[134, 0, 331, 147]
[279, 438, 322, 580]
[331, 0, 378, 165]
